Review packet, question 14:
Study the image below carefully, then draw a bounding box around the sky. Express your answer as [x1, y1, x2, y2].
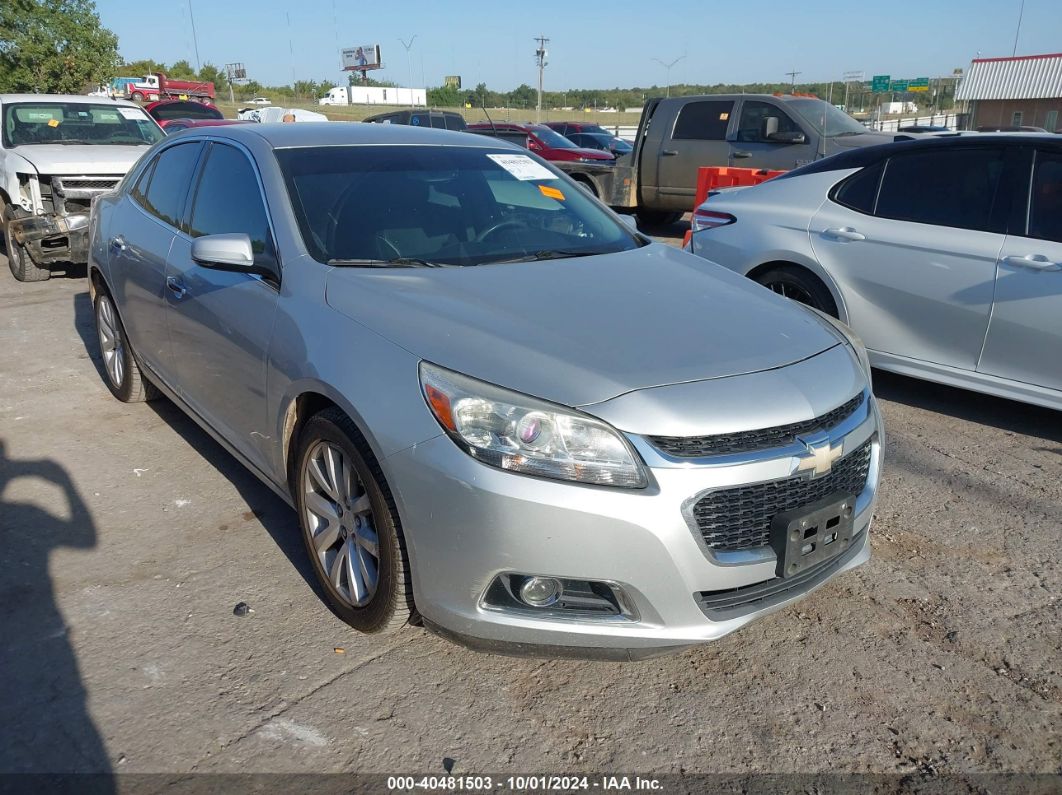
[95, 0, 1062, 91]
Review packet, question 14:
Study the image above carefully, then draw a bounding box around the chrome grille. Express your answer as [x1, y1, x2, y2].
[690, 439, 873, 552]
[650, 392, 864, 458]
[52, 176, 122, 198]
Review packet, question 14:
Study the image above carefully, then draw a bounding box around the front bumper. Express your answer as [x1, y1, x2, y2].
[8, 212, 90, 265]
[387, 396, 882, 659]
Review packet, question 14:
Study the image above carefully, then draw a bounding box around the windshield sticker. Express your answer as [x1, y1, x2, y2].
[486, 153, 556, 181]
[47, 119, 61, 128]
[538, 184, 565, 200]
[117, 107, 146, 120]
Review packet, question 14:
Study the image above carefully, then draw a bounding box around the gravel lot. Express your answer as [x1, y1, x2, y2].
[1, 236, 1059, 786]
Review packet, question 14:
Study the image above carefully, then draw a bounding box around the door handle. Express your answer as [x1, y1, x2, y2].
[661, 149, 678, 156]
[732, 150, 752, 159]
[1002, 254, 1060, 271]
[165, 276, 188, 299]
[823, 227, 866, 242]
[109, 235, 126, 251]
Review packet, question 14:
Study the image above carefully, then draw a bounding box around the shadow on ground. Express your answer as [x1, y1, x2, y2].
[873, 369, 1062, 444]
[0, 441, 114, 787]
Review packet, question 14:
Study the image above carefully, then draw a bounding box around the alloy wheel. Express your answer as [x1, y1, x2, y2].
[764, 280, 815, 307]
[96, 295, 125, 388]
[302, 441, 380, 607]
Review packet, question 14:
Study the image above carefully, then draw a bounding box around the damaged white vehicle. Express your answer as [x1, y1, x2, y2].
[1, 94, 163, 281]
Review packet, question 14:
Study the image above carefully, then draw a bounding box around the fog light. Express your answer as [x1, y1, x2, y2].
[519, 576, 562, 607]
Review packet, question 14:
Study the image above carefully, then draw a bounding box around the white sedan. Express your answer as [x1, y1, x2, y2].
[687, 134, 1062, 411]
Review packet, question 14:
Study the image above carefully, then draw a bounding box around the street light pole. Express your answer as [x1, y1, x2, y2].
[535, 35, 549, 123]
[652, 56, 685, 98]
[399, 35, 418, 108]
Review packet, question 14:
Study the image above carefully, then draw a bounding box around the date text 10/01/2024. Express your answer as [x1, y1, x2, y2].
[386, 776, 664, 791]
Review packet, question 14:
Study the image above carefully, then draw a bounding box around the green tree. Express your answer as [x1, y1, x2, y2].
[122, 58, 163, 78]
[0, 0, 120, 93]
[167, 59, 196, 79]
[198, 62, 228, 95]
[427, 83, 462, 107]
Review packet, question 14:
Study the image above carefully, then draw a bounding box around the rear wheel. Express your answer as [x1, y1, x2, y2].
[753, 266, 838, 317]
[4, 206, 50, 282]
[295, 409, 414, 634]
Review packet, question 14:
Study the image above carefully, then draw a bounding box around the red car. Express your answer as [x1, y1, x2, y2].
[161, 119, 249, 134]
[145, 100, 224, 129]
[466, 122, 615, 163]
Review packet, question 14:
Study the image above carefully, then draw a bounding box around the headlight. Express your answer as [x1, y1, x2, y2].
[806, 308, 872, 387]
[420, 362, 648, 489]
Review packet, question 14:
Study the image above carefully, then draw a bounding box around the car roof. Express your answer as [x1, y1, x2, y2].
[181, 122, 523, 149]
[780, 132, 1062, 179]
[0, 93, 140, 107]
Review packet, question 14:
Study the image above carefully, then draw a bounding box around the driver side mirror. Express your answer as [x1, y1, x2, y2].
[766, 130, 807, 144]
[191, 233, 255, 271]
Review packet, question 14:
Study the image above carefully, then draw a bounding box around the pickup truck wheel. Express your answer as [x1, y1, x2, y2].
[295, 408, 414, 634]
[93, 290, 159, 402]
[636, 210, 683, 228]
[3, 206, 50, 282]
[753, 266, 838, 317]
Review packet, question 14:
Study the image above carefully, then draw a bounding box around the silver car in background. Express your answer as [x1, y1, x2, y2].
[88, 124, 882, 659]
[688, 134, 1062, 411]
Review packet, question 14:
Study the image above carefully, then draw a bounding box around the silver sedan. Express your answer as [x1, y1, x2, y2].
[88, 123, 881, 658]
[688, 134, 1062, 411]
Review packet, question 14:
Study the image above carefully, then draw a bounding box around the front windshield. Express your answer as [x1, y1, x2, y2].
[530, 126, 578, 149]
[2, 102, 164, 147]
[276, 145, 644, 267]
[786, 99, 868, 137]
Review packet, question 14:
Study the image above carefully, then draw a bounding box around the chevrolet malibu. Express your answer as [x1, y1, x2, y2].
[87, 124, 883, 659]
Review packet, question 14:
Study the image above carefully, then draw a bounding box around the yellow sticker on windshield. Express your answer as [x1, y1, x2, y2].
[539, 184, 565, 200]
[47, 118, 60, 128]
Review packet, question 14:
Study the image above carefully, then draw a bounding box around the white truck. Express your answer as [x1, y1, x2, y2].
[318, 86, 349, 106]
[1, 94, 165, 281]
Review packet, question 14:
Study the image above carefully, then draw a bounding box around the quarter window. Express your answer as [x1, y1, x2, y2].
[833, 161, 884, 214]
[875, 148, 1005, 232]
[1027, 150, 1062, 243]
[672, 100, 734, 141]
[139, 142, 201, 228]
[188, 143, 273, 261]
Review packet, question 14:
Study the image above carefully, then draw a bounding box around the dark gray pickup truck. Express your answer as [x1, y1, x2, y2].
[601, 94, 892, 224]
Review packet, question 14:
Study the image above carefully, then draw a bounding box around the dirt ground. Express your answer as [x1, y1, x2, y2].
[0, 237, 1059, 789]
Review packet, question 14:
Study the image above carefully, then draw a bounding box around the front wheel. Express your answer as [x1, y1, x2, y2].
[753, 266, 838, 317]
[295, 409, 414, 633]
[4, 206, 49, 282]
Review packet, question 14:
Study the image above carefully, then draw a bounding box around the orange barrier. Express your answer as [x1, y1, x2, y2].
[693, 166, 787, 208]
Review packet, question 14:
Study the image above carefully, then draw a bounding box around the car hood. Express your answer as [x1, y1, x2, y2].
[11, 144, 149, 174]
[324, 244, 839, 408]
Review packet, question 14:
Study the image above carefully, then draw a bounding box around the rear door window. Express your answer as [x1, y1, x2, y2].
[672, 100, 734, 140]
[875, 147, 1006, 232]
[1027, 149, 1062, 243]
[139, 142, 202, 228]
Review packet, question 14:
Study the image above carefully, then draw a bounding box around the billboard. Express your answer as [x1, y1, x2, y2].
[342, 45, 382, 71]
[444, 75, 462, 89]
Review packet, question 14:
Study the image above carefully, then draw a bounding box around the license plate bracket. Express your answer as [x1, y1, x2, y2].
[770, 492, 856, 579]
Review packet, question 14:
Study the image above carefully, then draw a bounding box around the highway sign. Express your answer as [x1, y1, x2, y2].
[890, 79, 909, 91]
[871, 75, 891, 92]
[909, 77, 930, 92]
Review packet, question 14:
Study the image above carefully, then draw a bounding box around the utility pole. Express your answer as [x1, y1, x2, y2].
[786, 70, 801, 90]
[842, 70, 863, 111]
[187, 0, 202, 72]
[651, 56, 685, 98]
[399, 35, 418, 108]
[534, 35, 549, 122]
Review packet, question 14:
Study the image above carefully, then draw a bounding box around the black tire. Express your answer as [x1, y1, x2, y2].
[753, 266, 838, 317]
[4, 206, 50, 282]
[93, 289, 159, 402]
[294, 408, 414, 634]
[636, 209, 683, 227]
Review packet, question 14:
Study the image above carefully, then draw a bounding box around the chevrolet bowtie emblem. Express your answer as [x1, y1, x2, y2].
[796, 437, 842, 477]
